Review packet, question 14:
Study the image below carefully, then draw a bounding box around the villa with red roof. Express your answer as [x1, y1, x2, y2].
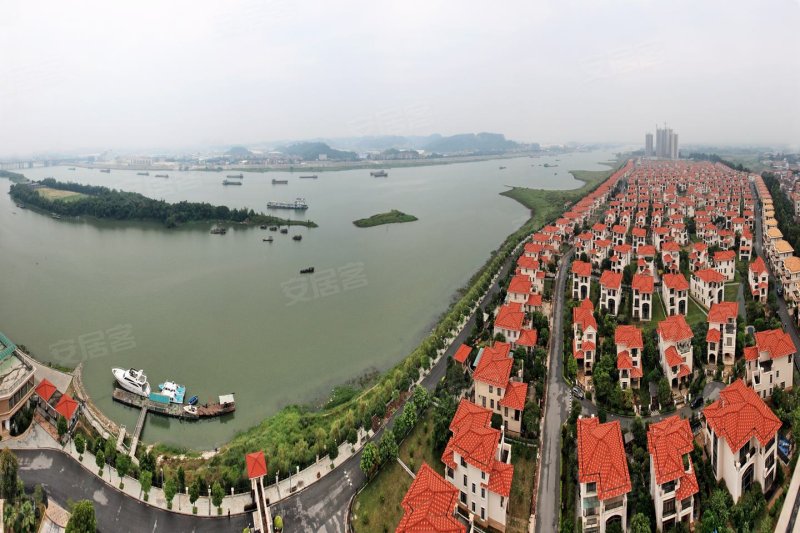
[661, 273, 688, 316]
[712, 250, 736, 281]
[453, 344, 473, 367]
[571, 260, 592, 301]
[615, 325, 643, 389]
[473, 342, 528, 436]
[573, 299, 598, 375]
[690, 268, 725, 309]
[657, 315, 694, 391]
[397, 463, 465, 533]
[598, 270, 623, 315]
[442, 399, 513, 531]
[631, 273, 654, 322]
[703, 380, 781, 502]
[706, 302, 738, 367]
[739, 228, 752, 261]
[492, 302, 528, 348]
[505, 274, 532, 306]
[577, 417, 631, 533]
[689, 242, 708, 272]
[647, 416, 699, 531]
[748, 257, 769, 304]
[745, 328, 795, 399]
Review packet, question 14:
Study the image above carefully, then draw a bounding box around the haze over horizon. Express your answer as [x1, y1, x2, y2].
[1, 0, 798, 157]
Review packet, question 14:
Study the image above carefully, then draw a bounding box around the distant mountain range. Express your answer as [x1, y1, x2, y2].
[275, 141, 358, 161]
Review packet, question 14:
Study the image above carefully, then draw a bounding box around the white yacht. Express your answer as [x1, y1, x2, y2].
[112, 368, 151, 397]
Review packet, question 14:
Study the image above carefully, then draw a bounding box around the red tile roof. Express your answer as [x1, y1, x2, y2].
[647, 416, 695, 485]
[527, 293, 543, 307]
[397, 463, 465, 533]
[246, 451, 268, 479]
[706, 328, 721, 343]
[577, 417, 631, 501]
[450, 399, 493, 432]
[637, 245, 656, 256]
[485, 460, 514, 498]
[703, 379, 782, 453]
[617, 351, 634, 370]
[473, 343, 513, 389]
[573, 299, 597, 331]
[499, 381, 528, 411]
[453, 344, 472, 364]
[615, 325, 643, 349]
[495, 302, 525, 332]
[508, 275, 532, 295]
[658, 315, 693, 342]
[599, 270, 623, 290]
[713, 250, 736, 262]
[631, 274, 654, 293]
[662, 273, 689, 291]
[708, 302, 738, 324]
[442, 418, 501, 472]
[694, 268, 725, 284]
[750, 256, 767, 274]
[571, 260, 592, 277]
[517, 256, 540, 271]
[35, 378, 57, 403]
[744, 345, 759, 361]
[664, 346, 683, 367]
[54, 394, 78, 421]
[517, 329, 538, 347]
[754, 328, 796, 360]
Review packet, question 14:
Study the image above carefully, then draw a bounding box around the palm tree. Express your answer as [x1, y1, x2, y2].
[19, 500, 36, 533]
[3, 502, 19, 532]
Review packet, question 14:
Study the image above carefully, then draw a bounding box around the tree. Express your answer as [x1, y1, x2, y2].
[116, 454, 131, 489]
[189, 479, 200, 511]
[212, 481, 224, 514]
[177, 466, 185, 493]
[140, 470, 152, 501]
[65, 500, 96, 533]
[412, 386, 430, 411]
[630, 513, 651, 533]
[74, 433, 86, 459]
[394, 401, 418, 437]
[95, 450, 105, 476]
[164, 476, 177, 510]
[378, 430, 399, 464]
[18, 500, 35, 533]
[0, 448, 19, 502]
[359, 442, 379, 477]
[657, 377, 672, 407]
[57, 416, 68, 440]
[103, 436, 117, 468]
[698, 509, 718, 533]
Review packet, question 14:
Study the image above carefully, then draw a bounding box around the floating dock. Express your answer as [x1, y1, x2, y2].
[112, 388, 235, 420]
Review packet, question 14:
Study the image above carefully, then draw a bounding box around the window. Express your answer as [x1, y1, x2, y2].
[463, 475, 467, 487]
[461, 492, 466, 504]
[663, 498, 676, 516]
[447, 467, 453, 478]
[471, 502, 475, 513]
[489, 385, 493, 394]
[490, 399, 494, 409]
[586, 482, 596, 494]
[481, 471, 485, 480]
[481, 507, 485, 520]
[461, 457, 467, 468]
[471, 483, 475, 494]
[481, 488, 485, 498]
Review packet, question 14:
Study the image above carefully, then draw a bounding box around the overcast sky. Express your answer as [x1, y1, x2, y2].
[1, 0, 798, 156]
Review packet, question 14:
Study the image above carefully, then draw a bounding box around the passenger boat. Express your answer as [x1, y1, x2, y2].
[272, 179, 289, 185]
[112, 368, 151, 397]
[269, 226, 278, 231]
[210, 227, 227, 235]
[223, 179, 242, 185]
[154, 174, 169, 178]
[226, 174, 244, 179]
[100, 169, 111, 173]
[370, 170, 388, 177]
[292, 235, 302, 241]
[153, 380, 186, 404]
[300, 267, 315, 274]
[299, 175, 318, 179]
[267, 198, 308, 210]
[263, 237, 274, 242]
[137, 172, 150, 176]
[280, 227, 288, 234]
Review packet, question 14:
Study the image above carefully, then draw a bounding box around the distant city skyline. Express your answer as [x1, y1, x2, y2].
[1, 0, 798, 157]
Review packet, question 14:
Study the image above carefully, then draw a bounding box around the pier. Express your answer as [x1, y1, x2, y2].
[112, 388, 235, 421]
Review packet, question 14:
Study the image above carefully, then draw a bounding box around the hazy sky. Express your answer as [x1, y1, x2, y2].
[1, 0, 798, 156]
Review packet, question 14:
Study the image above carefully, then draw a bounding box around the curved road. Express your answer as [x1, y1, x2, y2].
[17, 449, 248, 533]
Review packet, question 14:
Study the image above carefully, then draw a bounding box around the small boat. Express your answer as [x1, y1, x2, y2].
[263, 237, 274, 242]
[223, 179, 242, 185]
[50, 213, 62, 219]
[184, 405, 198, 416]
[16, 203, 25, 209]
[210, 227, 227, 235]
[112, 368, 151, 397]
[137, 172, 150, 176]
[68, 167, 76, 170]
[499, 166, 506, 170]
[280, 228, 288, 234]
[299, 175, 318, 179]
[292, 235, 302, 241]
[260, 225, 267, 229]
[300, 267, 315, 274]
[100, 169, 111, 173]
[272, 179, 289, 185]
[370, 170, 388, 177]
[269, 226, 278, 231]
[226, 173, 244, 179]
[155, 174, 169, 178]
[188, 395, 199, 406]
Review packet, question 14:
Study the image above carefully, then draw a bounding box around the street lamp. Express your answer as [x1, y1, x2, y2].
[208, 487, 211, 516]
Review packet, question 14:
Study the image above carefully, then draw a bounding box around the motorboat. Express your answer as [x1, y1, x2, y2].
[156, 380, 187, 404]
[183, 405, 198, 416]
[112, 368, 151, 397]
[188, 395, 199, 405]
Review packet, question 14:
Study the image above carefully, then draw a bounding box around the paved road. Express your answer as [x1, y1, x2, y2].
[535, 248, 573, 533]
[275, 236, 530, 532]
[17, 449, 248, 533]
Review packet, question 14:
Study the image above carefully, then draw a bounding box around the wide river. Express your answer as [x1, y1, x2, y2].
[0, 150, 617, 449]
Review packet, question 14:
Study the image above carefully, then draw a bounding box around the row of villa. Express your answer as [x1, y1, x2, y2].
[569, 160, 793, 533]
[394, 161, 634, 531]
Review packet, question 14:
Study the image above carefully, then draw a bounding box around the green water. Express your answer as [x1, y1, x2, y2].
[0, 150, 616, 449]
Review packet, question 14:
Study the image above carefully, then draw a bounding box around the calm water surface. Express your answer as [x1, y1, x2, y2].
[0, 150, 616, 448]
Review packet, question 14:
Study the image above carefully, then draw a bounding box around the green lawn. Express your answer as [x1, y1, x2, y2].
[686, 297, 708, 327]
[638, 291, 667, 332]
[724, 283, 740, 303]
[507, 444, 537, 533]
[352, 410, 439, 533]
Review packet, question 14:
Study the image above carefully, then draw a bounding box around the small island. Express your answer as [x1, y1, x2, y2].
[353, 209, 418, 228]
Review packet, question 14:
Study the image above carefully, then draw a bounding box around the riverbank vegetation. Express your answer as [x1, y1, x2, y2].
[353, 209, 418, 228]
[8, 178, 317, 228]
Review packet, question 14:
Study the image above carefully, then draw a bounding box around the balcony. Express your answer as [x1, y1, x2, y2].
[603, 496, 625, 512]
